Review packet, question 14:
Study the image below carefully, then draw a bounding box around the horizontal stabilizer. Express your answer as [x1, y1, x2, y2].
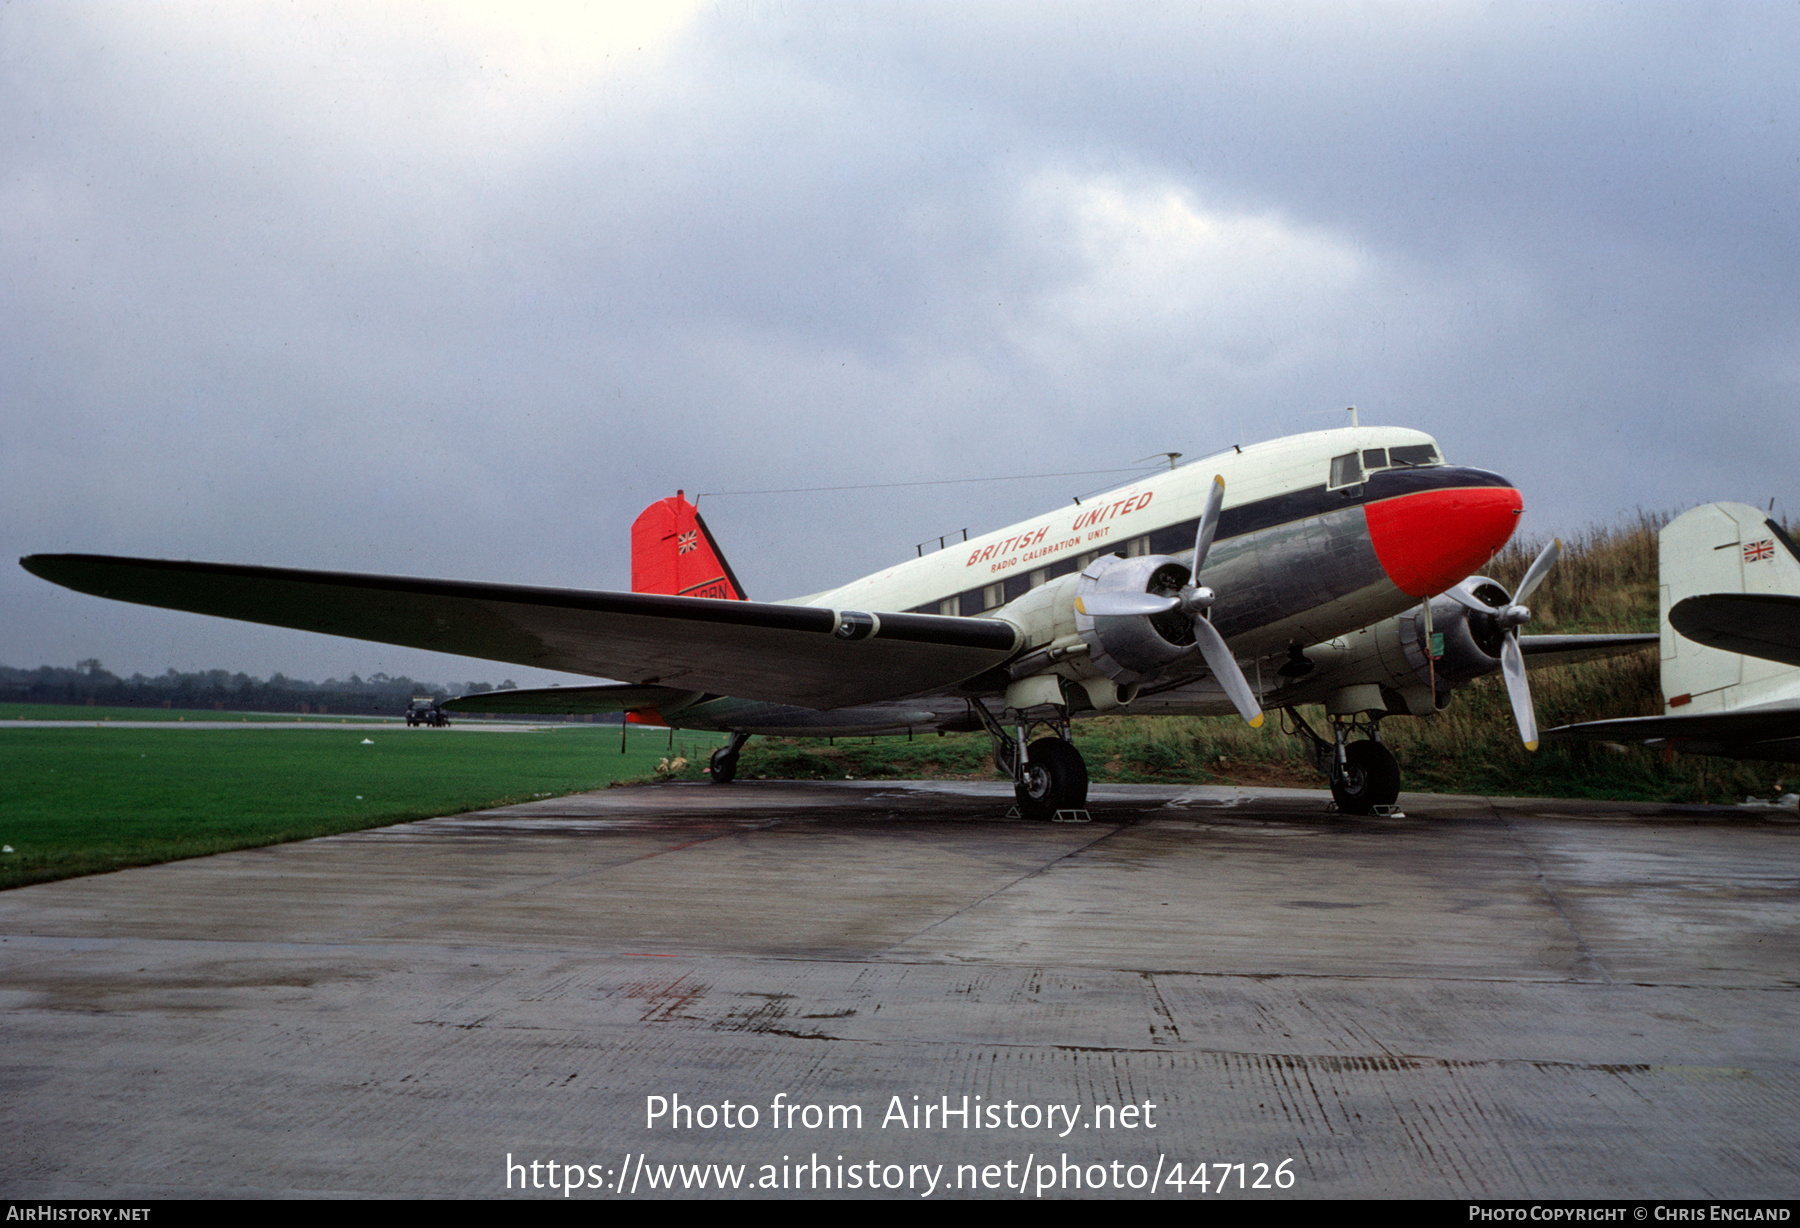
[1670, 593, 1800, 668]
[1544, 699, 1800, 746]
[20, 554, 1020, 710]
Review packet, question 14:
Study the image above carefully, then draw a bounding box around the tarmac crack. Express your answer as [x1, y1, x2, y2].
[1489, 797, 1614, 985]
[874, 820, 1133, 954]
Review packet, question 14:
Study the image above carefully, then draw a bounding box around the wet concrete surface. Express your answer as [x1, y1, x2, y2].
[0, 780, 1795, 1198]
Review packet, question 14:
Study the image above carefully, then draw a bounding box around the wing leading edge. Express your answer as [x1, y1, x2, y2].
[20, 554, 1020, 710]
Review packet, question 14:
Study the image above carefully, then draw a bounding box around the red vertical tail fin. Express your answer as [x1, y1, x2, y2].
[630, 490, 748, 600]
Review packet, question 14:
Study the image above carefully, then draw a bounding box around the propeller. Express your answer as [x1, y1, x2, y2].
[1074, 476, 1264, 727]
[1445, 538, 1561, 749]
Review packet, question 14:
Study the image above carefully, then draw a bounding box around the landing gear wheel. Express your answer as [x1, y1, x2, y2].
[1014, 737, 1089, 821]
[1331, 739, 1400, 814]
[709, 745, 739, 784]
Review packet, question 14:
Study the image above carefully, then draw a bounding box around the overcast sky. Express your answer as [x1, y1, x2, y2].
[5, 2, 1796, 686]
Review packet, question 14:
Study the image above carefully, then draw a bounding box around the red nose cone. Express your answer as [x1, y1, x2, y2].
[1365, 485, 1524, 598]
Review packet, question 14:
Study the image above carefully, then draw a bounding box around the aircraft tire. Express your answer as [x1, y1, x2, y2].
[1331, 739, 1400, 814]
[709, 745, 739, 785]
[1014, 737, 1089, 820]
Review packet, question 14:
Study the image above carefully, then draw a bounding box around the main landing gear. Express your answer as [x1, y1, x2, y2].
[974, 700, 1090, 820]
[1286, 708, 1401, 815]
[708, 731, 751, 784]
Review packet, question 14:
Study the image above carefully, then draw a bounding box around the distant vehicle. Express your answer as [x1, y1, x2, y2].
[405, 696, 449, 727]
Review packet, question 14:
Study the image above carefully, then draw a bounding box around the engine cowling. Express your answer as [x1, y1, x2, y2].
[1423, 577, 1512, 686]
[1072, 554, 1199, 684]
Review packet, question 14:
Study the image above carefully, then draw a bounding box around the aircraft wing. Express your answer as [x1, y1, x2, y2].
[1517, 632, 1659, 670]
[1543, 699, 1800, 746]
[1670, 594, 1800, 667]
[19, 554, 1020, 710]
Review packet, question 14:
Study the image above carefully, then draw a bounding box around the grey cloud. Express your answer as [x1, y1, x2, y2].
[4, 3, 1795, 681]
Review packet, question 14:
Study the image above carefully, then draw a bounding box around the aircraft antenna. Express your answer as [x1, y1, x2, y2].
[1345, 405, 1359, 427]
[1134, 452, 1182, 472]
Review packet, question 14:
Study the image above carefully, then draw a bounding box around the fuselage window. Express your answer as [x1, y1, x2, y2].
[1122, 535, 1151, 558]
[937, 597, 959, 616]
[1329, 452, 1363, 488]
[982, 582, 1006, 610]
[1388, 443, 1440, 467]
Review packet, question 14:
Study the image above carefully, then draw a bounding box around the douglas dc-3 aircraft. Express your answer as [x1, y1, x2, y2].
[22, 424, 1650, 816]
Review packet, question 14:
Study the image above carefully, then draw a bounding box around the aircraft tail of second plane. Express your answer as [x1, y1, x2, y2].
[1659, 502, 1800, 713]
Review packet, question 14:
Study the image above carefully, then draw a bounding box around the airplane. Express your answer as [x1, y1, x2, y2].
[21, 423, 1650, 817]
[1545, 502, 1800, 762]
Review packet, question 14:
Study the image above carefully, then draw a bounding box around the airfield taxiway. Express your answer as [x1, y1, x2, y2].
[1, 777, 1795, 1199]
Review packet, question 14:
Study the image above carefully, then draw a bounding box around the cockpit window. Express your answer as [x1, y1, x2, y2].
[1362, 448, 1387, 470]
[1329, 452, 1363, 488]
[1388, 443, 1440, 467]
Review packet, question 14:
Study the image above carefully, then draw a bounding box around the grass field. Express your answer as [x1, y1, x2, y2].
[0, 724, 725, 890]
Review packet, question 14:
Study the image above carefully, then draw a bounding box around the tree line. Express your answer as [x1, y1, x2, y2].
[0, 662, 518, 716]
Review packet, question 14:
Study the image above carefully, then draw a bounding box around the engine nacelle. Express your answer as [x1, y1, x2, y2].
[1072, 554, 1198, 684]
[1426, 577, 1512, 686]
[1282, 576, 1513, 715]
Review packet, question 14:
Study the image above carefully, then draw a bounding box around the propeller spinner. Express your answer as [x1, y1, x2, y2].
[1075, 476, 1264, 727]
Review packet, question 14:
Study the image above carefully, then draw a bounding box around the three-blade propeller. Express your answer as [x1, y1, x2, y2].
[1445, 538, 1561, 750]
[1076, 476, 1264, 727]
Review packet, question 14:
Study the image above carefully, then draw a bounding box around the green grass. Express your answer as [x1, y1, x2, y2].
[0, 725, 725, 889]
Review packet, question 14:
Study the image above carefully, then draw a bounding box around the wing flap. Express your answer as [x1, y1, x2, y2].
[21, 554, 1020, 710]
